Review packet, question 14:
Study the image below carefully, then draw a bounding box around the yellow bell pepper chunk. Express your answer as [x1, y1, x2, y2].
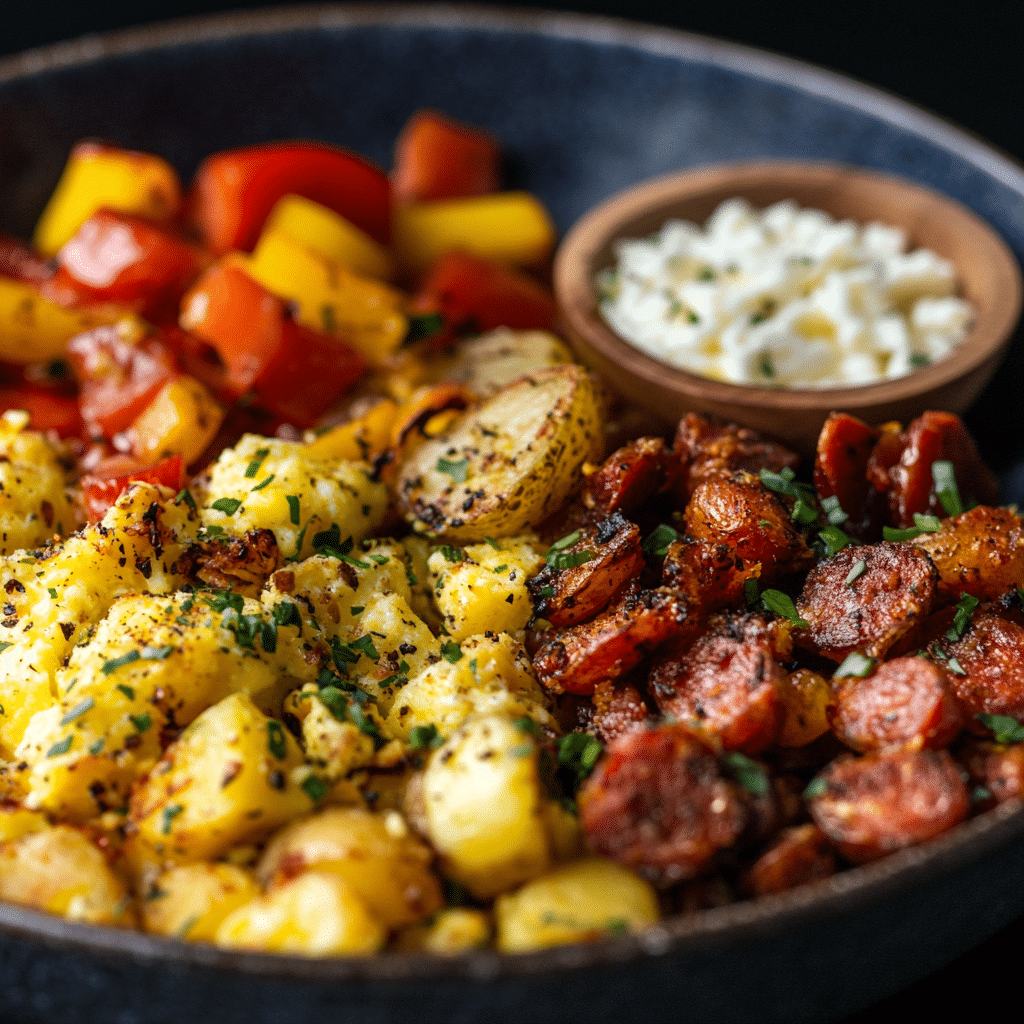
[393, 192, 556, 273]
[129, 374, 225, 466]
[305, 398, 398, 462]
[264, 194, 396, 281]
[237, 231, 408, 364]
[33, 142, 182, 257]
[0, 277, 122, 364]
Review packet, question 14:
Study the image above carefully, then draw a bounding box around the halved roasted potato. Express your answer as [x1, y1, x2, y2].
[395, 364, 603, 541]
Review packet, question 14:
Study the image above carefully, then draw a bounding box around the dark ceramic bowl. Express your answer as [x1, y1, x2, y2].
[4, 6, 1024, 1024]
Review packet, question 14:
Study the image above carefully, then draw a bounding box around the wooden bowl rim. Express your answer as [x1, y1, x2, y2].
[554, 160, 1024, 413]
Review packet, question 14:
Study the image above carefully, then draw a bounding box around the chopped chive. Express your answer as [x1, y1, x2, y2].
[286, 495, 300, 525]
[244, 448, 270, 479]
[59, 697, 94, 726]
[834, 651, 876, 678]
[932, 460, 964, 517]
[409, 724, 444, 751]
[102, 650, 141, 675]
[976, 713, 1024, 744]
[642, 524, 679, 558]
[175, 489, 197, 512]
[267, 720, 287, 759]
[302, 775, 327, 801]
[844, 559, 867, 587]
[130, 712, 152, 734]
[160, 804, 183, 835]
[251, 474, 276, 492]
[46, 736, 73, 758]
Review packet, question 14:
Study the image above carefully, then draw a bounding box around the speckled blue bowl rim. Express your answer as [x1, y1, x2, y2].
[2, 0, 1024, 987]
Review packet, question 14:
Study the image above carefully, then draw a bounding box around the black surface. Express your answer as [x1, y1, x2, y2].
[0, 3, 1022, 1022]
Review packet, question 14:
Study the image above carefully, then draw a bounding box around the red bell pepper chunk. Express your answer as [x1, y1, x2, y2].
[41, 210, 204, 320]
[410, 250, 556, 348]
[187, 141, 392, 256]
[180, 264, 365, 427]
[80, 453, 185, 523]
[66, 325, 178, 438]
[0, 385, 82, 437]
[0, 233, 52, 286]
[392, 110, 502, 202]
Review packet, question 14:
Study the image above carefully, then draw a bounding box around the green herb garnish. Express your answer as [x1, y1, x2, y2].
[834, 651, 876, 678]
[210, 497, 242, 516]
[436, 456, 469, 483]
[761, 589, 809, 628]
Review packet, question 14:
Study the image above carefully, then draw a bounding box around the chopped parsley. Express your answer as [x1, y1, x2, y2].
[760, 589, 809, 628]
[286, 495, 301, 525]
[803, 777, 828, 799]
[436, 456, 469, 483]
[175, 489, 197, 512]
[642, 524, 679, 558]
[722, 751, 770, 797]
[404, 310, 445, 345]
[436, 545, 464, 563]
[946, 592, 979, 642]
[210, 497, 242, 516]
[976, 713, 1024, 744]
[130, 712, 152, 734]
[409, 724, 444, 751]
[160, 804, 184, 835]
[302, 775, 327, 801]
[440, 640, 463, 663]
[556, 732, 603, 784]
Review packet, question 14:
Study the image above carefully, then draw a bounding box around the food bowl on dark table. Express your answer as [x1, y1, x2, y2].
[3, 6, 1024, 1024]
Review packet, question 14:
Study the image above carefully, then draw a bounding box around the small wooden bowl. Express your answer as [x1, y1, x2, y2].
[554, 162, 1024, 455]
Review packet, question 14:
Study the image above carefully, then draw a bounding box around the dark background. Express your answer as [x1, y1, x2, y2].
[2, 2, 1021, 1022]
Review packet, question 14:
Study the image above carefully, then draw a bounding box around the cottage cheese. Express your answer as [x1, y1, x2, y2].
[597, 198, 973, 388]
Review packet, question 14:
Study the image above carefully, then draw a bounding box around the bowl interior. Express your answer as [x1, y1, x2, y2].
[554, 162, 1023, 453]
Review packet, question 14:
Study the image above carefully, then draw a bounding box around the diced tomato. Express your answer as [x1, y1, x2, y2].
[187, 141, 391, 256]
[392, 110, 502, 202]
[180, 264, 365, 427]
[80, 453, 184, 523]
[41, 210, 204, 320]
[67, 325, 178, 438]
[410, 250, 556, 348]
[0, 385, 82, 437]
[0, 232, 52, 285]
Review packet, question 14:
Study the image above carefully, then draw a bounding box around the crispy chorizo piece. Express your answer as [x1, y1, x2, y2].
[806, 748, 969, 864]
[934, 609, 1024, 719]
[531, 583, 691, 695]
[590, 678, 651, 743]
[582, 436, 679, 516]
[684, 473, 814, 580]
[882, 411, 999, 529]
[741, 823, 837, 897]
[648, 611, 787, 753]
[174, 528, 281, 597]
[528, 512, 645, 627]
[674, 413, 799, 500]
[661, 538, 759, 617]
[813, 412, 884, 541]
[795, 542, 938, 662]
[829, 656, 964, 753]
[578, 723, 747, 885]
[912, 506, 1024, 603]
[958, 739, 1024, 809]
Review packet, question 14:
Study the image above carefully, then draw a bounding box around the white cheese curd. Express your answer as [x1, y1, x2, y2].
[596, 198, 974, 388]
